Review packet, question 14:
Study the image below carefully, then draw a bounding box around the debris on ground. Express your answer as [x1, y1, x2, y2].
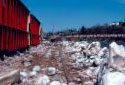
[0, 40, 124, 85]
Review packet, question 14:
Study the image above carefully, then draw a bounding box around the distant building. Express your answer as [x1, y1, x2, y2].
[119, 21, 125, 27]
[110, 22, 120, 26]
[109, 21, 125, 27]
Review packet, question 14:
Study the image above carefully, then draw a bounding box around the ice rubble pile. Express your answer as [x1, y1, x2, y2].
[98, 42, 125, 85]
[63, 41, 109, 68]
[63, 41, 89, 52]
[1, 40, 125, 85]
[29, 44, 47, 55]
[63, 41, 125, 85]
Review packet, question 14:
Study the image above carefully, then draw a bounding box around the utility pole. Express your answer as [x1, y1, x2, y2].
[52, 25, 55, 35]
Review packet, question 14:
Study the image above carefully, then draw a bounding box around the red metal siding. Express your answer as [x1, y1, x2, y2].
[1, 0, 29, 32]
[30, 15, 40, 46]
[0, 0, 41, 52]
[0, 0, 2, 25]
[1, 28, 4, 50]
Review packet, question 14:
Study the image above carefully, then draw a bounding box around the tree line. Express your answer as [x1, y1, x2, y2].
[45, 21, 125, 38]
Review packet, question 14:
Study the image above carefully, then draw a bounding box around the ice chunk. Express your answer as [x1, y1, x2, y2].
[47, 67, 56, 75]
[110, 42, 125, 58]
[61, 83, 67, 85]
[35, 75, 50, 85]
[20, 71, 28, 78]
[29, 71, 37, 77]
[50, 81, 61, 85]
[33, 65, 41, 72]
[102, 71, 125, 85]
[98, 47, 109, 58]
[83, 81, 94, 85]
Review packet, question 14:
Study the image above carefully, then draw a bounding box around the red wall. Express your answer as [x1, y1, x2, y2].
[0, 0, 2, 25]
[0, 0, 41, 52]
[0, 0, 30, 51]
[30, 15, 40, 45]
